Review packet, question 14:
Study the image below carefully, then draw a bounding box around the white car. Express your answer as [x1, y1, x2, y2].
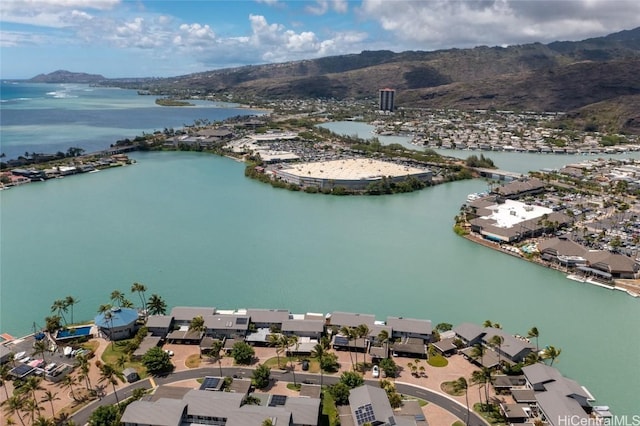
[372, 365, 380, 378]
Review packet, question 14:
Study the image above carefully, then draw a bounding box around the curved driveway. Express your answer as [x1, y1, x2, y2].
[72, 367, 486, 426]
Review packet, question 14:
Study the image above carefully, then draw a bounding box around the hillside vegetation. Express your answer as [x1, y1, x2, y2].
[39, 27, 640, 134]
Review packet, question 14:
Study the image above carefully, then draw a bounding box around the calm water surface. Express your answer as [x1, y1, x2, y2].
[1, 94, 639, 413]
[1, 151, 639, 413]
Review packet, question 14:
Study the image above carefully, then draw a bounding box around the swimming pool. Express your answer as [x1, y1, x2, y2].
[55, 325, 93, 340]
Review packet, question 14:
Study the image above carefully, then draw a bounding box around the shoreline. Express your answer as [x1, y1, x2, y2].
[461, 233, 640, 298]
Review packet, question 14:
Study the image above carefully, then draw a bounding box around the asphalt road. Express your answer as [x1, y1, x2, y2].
[72, 367, 486, 425]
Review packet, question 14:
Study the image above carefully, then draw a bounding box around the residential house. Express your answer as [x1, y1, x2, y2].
[94, 307, 140, 341]
[349, 385, 416, 426]
[146, 315, 173, 338]
[522, 363, 595, 426]
[247, 309, 290, 330]
[386, 316, 432, 342]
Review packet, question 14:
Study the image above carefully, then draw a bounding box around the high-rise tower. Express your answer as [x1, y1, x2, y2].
[379, 88, 395, 112]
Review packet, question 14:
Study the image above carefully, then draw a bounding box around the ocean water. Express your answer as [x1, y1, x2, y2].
[0, 82, 261, 160]
[1, 89, 639, 414]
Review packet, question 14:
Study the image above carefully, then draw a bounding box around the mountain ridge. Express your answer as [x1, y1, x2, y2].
[30, 27, 640, 133]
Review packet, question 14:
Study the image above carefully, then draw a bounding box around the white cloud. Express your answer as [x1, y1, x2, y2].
[306, 0, 349, 15]
[358, 0, 640, 49]
[174, 23, 216, 51]
[0, 0, 118, 27]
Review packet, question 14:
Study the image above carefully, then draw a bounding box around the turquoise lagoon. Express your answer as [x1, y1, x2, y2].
[1, 89, 639, 413]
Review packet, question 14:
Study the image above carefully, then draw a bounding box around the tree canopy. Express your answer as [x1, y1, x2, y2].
[141, 346, 174, 375]
[231, 341, 255, 365]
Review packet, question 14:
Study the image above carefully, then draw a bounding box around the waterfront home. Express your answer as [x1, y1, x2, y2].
[386, 316, 432, 342]
[146, 314, 173, 337]
[521, 363, 596, 426]
[281, 318, 324, 340]
[327, 311, 376, 329]
[204, 314, 250, 339]
[94, 307, 140, 341]
[169, 307, 216, 326]
[247, 308, 290, 329]
[453, 323, 534, 365]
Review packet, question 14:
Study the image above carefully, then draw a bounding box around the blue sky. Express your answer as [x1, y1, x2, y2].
[1, 0, 639, 79]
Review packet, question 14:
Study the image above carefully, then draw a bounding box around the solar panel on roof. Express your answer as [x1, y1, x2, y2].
[199, 376, 221, 391]
[236, 318, 248, 324]
[10, 364, 35, 377]
[269, 395, 287, 406]
[334, 336, 349, 346]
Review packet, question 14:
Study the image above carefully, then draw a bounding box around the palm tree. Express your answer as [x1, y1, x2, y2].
[268, 333, 284, 368]
[188, 315, 206, 334]
[3, 395, 27, 426]
[32, 339, 49, 363]
[454, 377, 469, 426]
[470, 370, 487, 408]
[131, 282, 148, 313]
[311, 343, 327, 387]
[357, 324, 370, 366]
[23, 398, 42, 425]
[40, 390, 59, 418]
[99, 363, 124, 405]
[542, 345, 562, 366]
[209, 340, 225, 377]
[489, 335, 504, 366]
[97, 306, 115, 349]
[527, 326, 540, 353]
[110, 290, 125, 307]
[64, 296, 79, 324]
[470, 343, 485, 367]
[33, 416, 54, 426]
[482, 320, 493, 328]
[21, 376, 44, 410]
[51, 300, 68, 326]
[146, 294, 167, 315]
[116, 354, 128, 371]
[77, 354, 93, 391]
[340, 326, 355, 370]
[524, 351, 541, 366]
[1, 362, 12, 399]
[61, 374, 78, 402]
[287, 335, 299, 386]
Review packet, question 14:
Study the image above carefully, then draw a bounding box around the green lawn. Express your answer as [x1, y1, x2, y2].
[473, 403, 507, 426]
[320, 389, 339, 426]
[427, 353, 449, 367]
[263, 356, 320, 373]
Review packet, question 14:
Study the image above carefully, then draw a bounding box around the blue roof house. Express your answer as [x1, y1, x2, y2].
[95, 307, 140, 341]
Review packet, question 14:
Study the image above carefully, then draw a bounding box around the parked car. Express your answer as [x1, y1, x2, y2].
[301, 360, 310, 371]
[372, 365, 380, 378]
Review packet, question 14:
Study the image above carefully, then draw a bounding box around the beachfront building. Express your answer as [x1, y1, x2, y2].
[273, 159, 432, 191]
[521, 363, 597, 426]
[247, 308, 290, 330]
[94, 307, 140, 341]
[454, 323, 535, 367]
